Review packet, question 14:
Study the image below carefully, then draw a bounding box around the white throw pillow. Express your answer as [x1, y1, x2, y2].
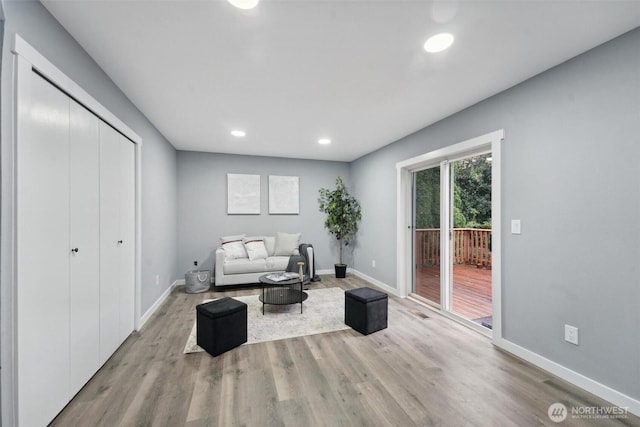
[220, 234, 246, 244]
[263, 236, 276, 256]
[221, 238, 247, 260]
[244, 238, 268, 261]
[274, 232, 301, 256]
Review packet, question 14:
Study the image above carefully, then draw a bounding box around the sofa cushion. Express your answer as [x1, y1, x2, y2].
[275, 232, 301, 256]
[244, 238, 268, 261]
[223, 256, 290, 275]
[267, 256, 290, 271]
[224, 258, 267, 275]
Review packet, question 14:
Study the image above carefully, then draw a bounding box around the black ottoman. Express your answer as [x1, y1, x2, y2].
[345, 287, 388, 335]
[196, 297, 247, 356]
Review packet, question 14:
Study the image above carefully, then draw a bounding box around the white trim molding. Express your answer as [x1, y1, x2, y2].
[139, 280, 179, 329]
[349, 269, 402, 297]
[494, 337, 640, 417]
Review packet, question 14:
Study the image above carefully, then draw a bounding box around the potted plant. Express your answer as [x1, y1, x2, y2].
[318, 177, 362, 278]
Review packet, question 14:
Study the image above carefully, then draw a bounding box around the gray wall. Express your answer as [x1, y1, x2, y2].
[351, 28, 640, 400]
[177, 151, 350, 277]
[0, 0, 178, 340]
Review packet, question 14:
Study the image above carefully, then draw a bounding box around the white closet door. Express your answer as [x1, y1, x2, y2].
[69, 101, 101, 397]
[119, 137, 135, 341]
[17, 72, 71, 427]
[99, 123, 123, 363]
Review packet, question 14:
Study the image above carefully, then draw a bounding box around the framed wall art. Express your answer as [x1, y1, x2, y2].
[268, 175, 299, 214]
[227, 173, 260, 214]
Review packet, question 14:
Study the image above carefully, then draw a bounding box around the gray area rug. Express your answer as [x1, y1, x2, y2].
[184, 287, 350, 354]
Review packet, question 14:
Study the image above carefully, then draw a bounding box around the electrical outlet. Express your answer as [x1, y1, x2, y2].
[155, 274, 160, 285]
[372, 260, 376, 268]
[565, 324, 579, 345]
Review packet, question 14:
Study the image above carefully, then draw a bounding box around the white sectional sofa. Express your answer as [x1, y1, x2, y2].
[215, 232, 307, 286]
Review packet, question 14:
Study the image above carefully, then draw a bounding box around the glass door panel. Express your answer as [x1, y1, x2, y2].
[450, 154, 493, 328]
[413, 167, 441, 306]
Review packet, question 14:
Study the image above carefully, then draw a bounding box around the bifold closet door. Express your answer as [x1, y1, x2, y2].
[16, 66, 135, 426]
[99, 123, 135, 363]
[69, 100, 101, 397]
[17, 72, 71, 427]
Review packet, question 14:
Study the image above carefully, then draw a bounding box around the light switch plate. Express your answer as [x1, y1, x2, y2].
[511, 219, 521, 234]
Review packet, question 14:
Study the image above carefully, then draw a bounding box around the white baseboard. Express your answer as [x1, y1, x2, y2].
[316, 268, 400, 297]
[138, 280, 178, 329]
[494, 337, 640, 417]
[348, 269, 401, 297]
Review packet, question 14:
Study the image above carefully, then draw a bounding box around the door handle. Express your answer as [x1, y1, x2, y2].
[117, 240, 123, 245]
[71, 248, 79, 253]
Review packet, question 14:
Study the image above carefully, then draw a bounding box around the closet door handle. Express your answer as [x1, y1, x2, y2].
[71, 248, 79, 253]
[117, 240, 123, 245]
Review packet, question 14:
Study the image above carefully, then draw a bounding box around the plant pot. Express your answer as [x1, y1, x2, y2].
[335, 264, 347, 278]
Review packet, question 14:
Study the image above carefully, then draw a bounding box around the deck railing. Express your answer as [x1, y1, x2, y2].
[415, 228, 492, 267]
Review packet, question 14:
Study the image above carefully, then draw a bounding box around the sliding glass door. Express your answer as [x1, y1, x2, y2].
[413, 153, 493, 329]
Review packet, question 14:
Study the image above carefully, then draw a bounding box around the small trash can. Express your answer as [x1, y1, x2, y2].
[185, 269, 211, 293]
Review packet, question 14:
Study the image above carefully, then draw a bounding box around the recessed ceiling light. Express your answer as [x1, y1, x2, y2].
[227, 0, 259, 10]
[423, 33, 454, 53]
[318, 138, 331, 145]
[231, 130, 246, 137]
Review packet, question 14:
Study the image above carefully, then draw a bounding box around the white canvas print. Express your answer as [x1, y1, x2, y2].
[227, 174, 260, 214]
[269, 175, 299, 214]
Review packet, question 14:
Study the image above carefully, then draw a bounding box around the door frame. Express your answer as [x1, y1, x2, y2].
[396, 130, 503, 338]
[2, 35, 143, 426]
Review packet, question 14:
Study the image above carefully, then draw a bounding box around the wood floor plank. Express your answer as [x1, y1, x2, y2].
[49, 274, 640, 427]
[185, 355, 222, 423]
[266, 339, 304, 403]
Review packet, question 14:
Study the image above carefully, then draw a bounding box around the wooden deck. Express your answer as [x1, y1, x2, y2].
[415, 264, 492, 322]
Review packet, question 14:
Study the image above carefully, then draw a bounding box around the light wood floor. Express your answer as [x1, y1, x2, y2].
[51, 275, 638, 426]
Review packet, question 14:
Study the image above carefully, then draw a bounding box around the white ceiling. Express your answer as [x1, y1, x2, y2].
[41, 0, 640, 162]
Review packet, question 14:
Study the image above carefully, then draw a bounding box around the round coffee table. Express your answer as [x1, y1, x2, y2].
[258, 274, 308, 314]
